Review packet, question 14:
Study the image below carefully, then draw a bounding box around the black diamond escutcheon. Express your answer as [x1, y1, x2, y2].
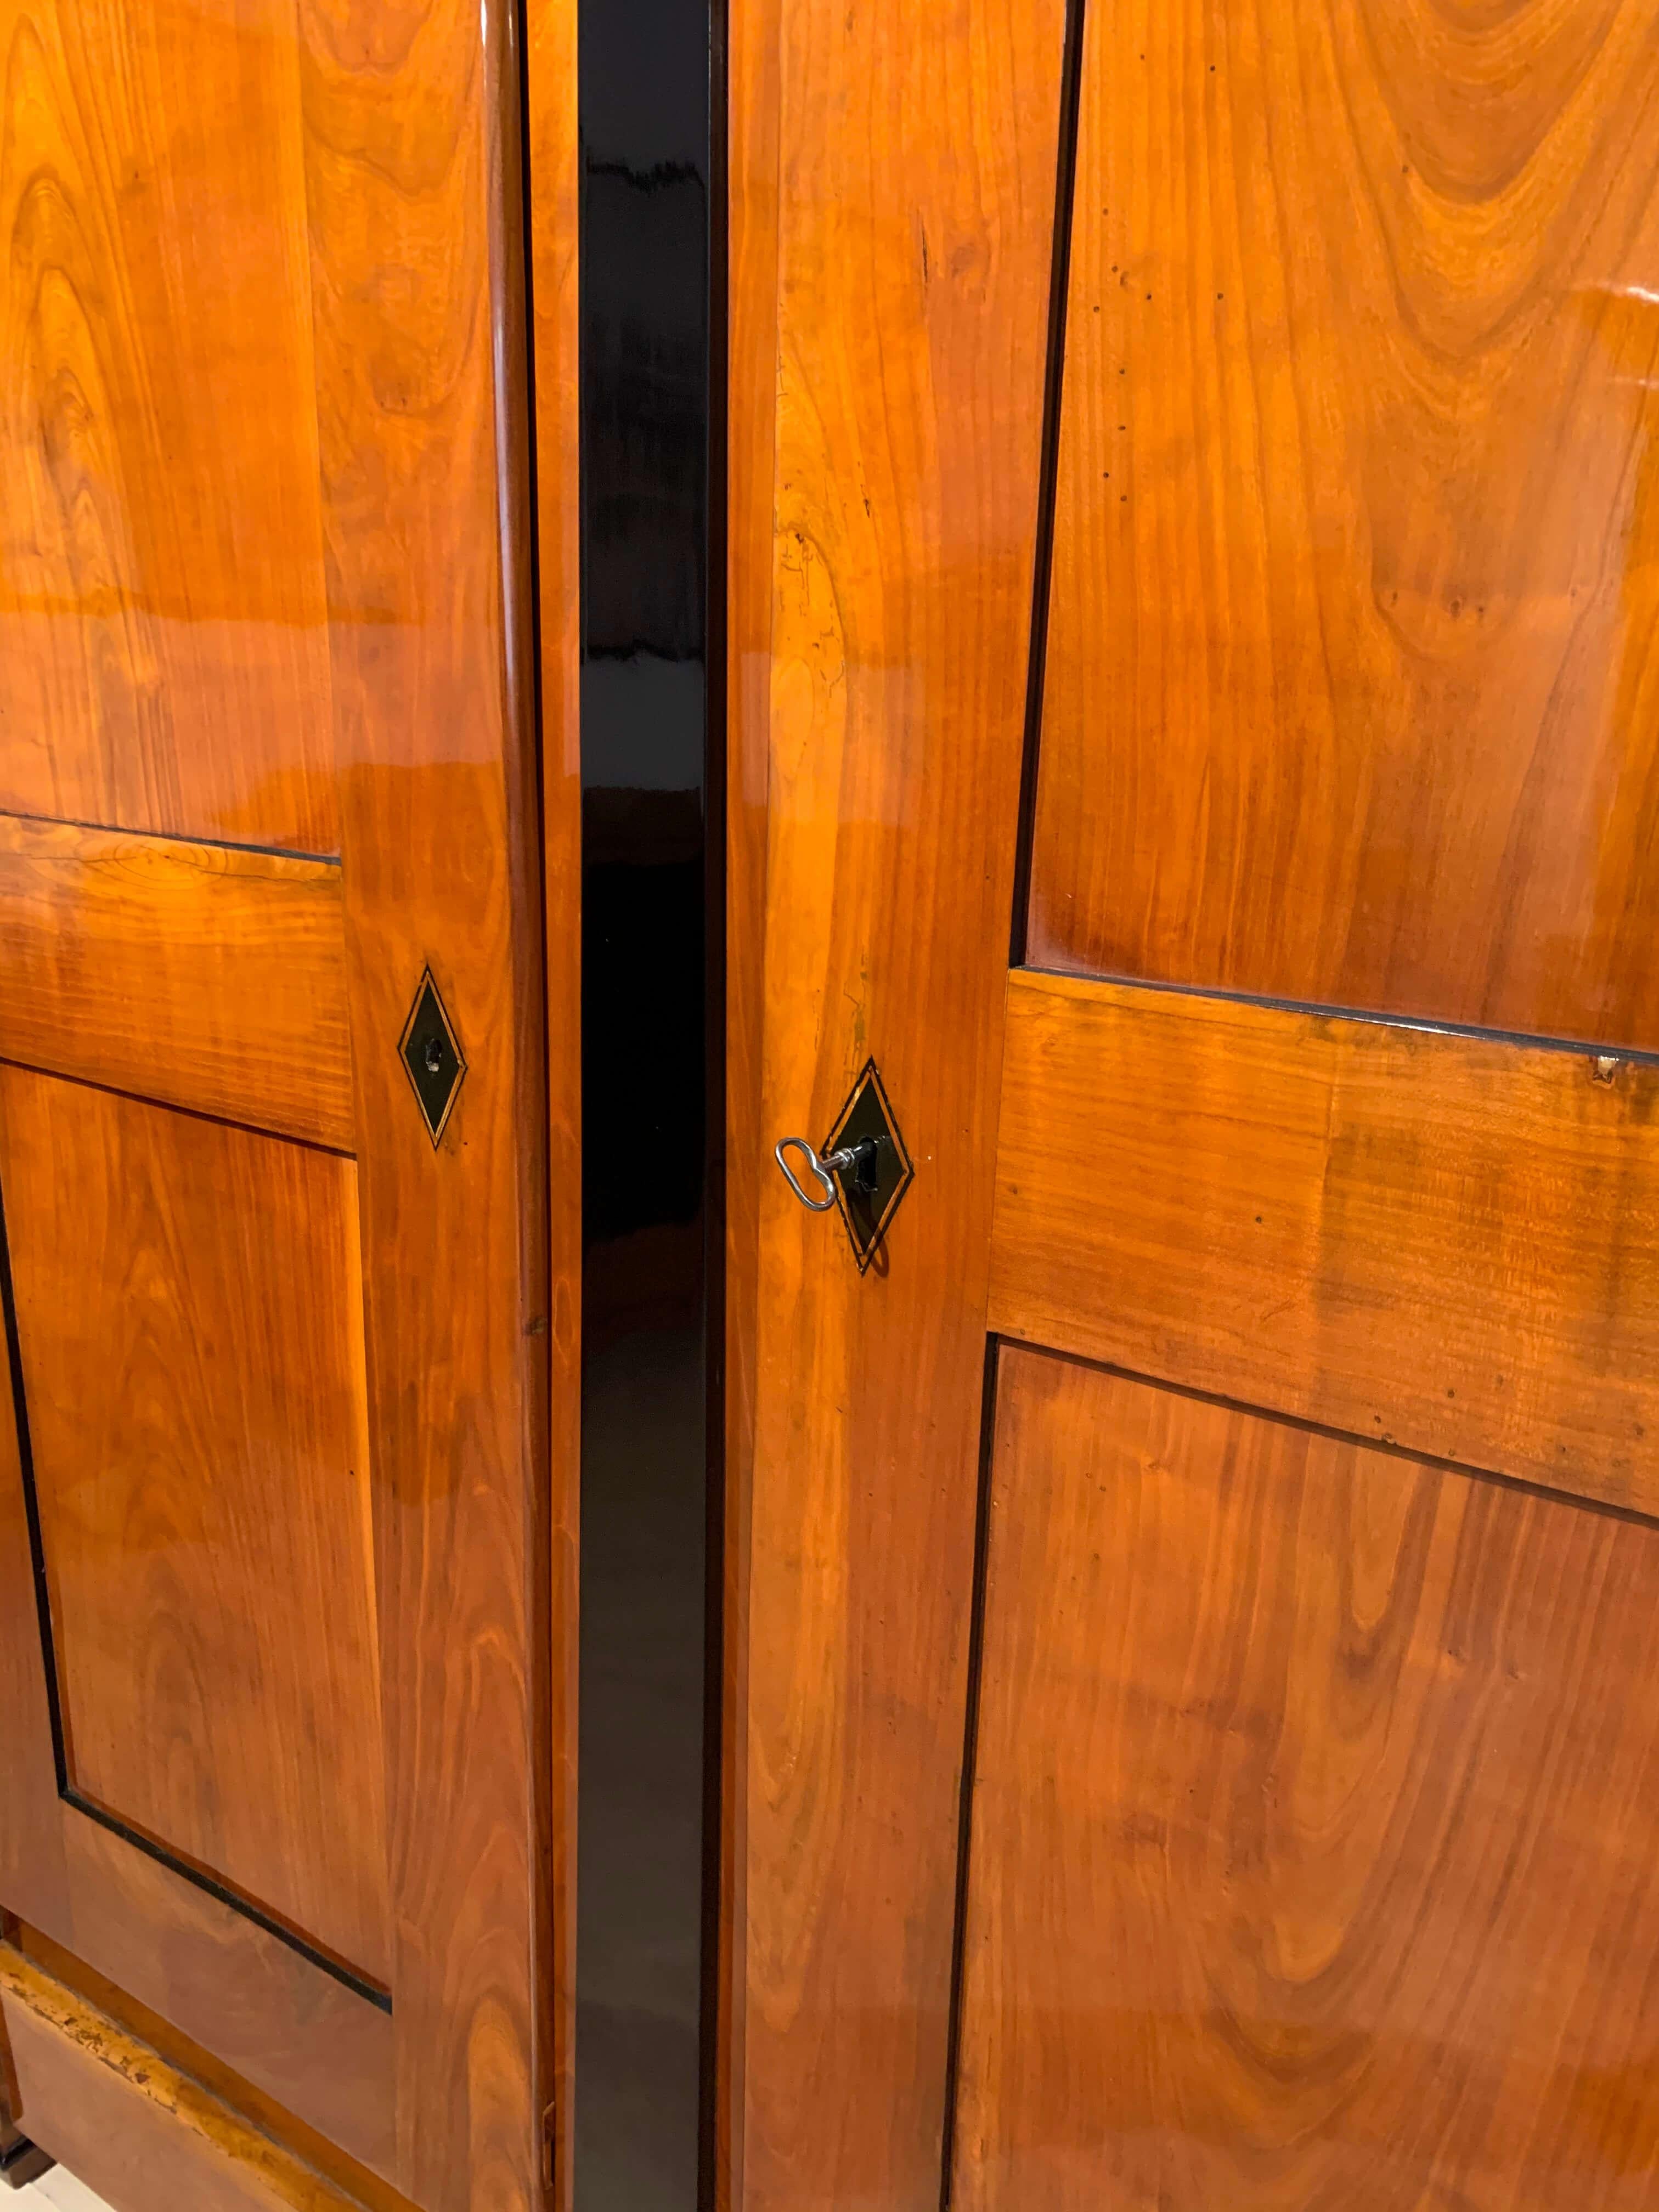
[399, 969, 466, 1146]
[821, 1058, 914, 1274]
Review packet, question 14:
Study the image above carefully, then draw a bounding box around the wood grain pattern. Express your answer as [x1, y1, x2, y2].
[1, 1288, 396, 2177]
[956, 1347, 1659, 2211]
[0, 0, 557, 2201]
[52, 1826, 395, 2181]
[522, 0, 582, 2202]
[16, 1924, 411, 2212]
[721, 0, 786, 2191]
[0, 0, 337, 855]
[0, 1946, 374, 2212]
[300, 1, 552, 2204]
[729, 0, 1066, 2201]
[990, 970, 1659, 1509]
[0, 812, 351, 1148]
[0, 1065, 389, 1986]
[1028, 0, 1659, 1050]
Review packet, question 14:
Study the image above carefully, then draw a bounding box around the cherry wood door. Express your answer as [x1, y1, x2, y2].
[0, 3, 579, 2208]
[727, 2, 1659, 2207]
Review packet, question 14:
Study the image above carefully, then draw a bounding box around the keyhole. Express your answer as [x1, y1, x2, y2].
[424, 1037, 444, 1074]
[849, 1136, 883, 1197]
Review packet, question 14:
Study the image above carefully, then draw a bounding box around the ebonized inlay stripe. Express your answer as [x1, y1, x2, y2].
[1008, 0, 1090, 970]
[1020, 962, 1659, 1069]
[939, 1338, 1005, 2212]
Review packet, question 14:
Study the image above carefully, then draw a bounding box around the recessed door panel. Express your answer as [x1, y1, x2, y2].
[990, 970, 1659, 1510]
[0, 814, 353, 1148]
[955, 1345, 1659, 2212]
[0, 0, 337, 856]
[1027, 0, 1659, 1049]
[0, 1065, 387, 1989]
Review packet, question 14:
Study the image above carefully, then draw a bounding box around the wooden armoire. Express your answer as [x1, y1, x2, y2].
[5, 3, 1659, 2210]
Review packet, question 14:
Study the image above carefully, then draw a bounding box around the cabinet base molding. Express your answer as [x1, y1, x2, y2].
[0, 1949, 375, 2212]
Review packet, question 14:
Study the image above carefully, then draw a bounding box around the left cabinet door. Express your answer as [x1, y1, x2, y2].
[0, 3, 565, 2208]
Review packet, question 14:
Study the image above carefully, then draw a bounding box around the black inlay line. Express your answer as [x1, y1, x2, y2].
[1017, 963, 1659, 1070]
[938, 1338, 1004, 2212]
[1007, 0, 1088, 970]
[59, 1792, 392, 2012]
[0, 1166, 389, 2013]
[1003, 1336, 1659, 1536]
[0, 1160, 69, 1797]
[511, 0, 549, 989]
[0, 808, 341, 868]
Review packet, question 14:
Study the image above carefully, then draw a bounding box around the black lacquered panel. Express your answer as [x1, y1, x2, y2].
[573, 0, 720, 2203]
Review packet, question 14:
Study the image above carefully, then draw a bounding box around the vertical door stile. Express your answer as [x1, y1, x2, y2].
[300, 1, 551, 2204]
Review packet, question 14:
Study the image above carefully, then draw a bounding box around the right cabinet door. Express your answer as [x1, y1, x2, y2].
[730, 2, 1659, 2207]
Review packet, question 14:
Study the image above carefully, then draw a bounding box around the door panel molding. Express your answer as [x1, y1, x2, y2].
[0, 1068, 389, 1996]
[0, 1167, 400, 2168]
[1026, 0, 1659, 1048]
[0, 1946, 399, 2212]
[0, 0, 339, 861]
[52, 1805, 386, 2016]
[0, 1316, 397, 2176]
[991, 968, 1659, 1510]
[0, 814, 352, 1150]
[952, 1345, 1659, 2211]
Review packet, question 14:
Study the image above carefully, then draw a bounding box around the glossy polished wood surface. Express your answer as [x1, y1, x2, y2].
[723, 0, 786, 2191]
[522, 7, 582, 2202]
[0, 0, 558, 2201]
[0, 1065, 388, 1984]
[0, 1946, 377, 2212]
[302, 0, 551, 2200]
[0, 814, 351, 1148]
[53, 1822, 396, 2178]
[1, 1328, 398, 2179]
[957, 1347, 1659, 2211]
[16, 1923, 416, 2212]
[731, 3, 1659, 2207]
[991, 969, 1659, 1511]
[1028, 0, 1659, 1049]
[0, 0, 336, 856]
[727, 0, 1065, 2203]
